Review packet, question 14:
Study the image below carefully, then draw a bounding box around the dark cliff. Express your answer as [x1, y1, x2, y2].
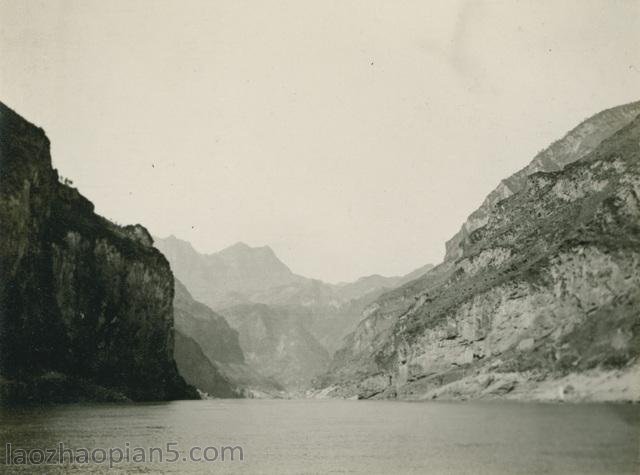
[0, 102, 196, 403]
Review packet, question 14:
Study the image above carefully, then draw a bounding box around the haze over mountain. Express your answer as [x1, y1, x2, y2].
[155, 236, 427, 310]
[156, 237, 302, 309]
[155, 235, 433, 355]
[155, 236, 434, 387]
[172, 278, 283, 397]
[221, 304, 331, 391]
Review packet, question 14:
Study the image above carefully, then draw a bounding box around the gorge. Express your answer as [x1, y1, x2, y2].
[1, 99, 639, 404]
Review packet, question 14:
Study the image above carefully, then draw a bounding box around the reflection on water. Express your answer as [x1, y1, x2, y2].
[0, 399, 638, 474]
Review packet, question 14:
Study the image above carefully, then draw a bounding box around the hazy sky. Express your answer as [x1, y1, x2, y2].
[1, 0, 639, 282]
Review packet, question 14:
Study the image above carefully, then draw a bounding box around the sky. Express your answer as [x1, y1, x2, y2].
[1, 0, 639, 283]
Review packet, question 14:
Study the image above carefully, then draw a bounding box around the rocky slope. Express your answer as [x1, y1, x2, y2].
[173, 279, 243, 398]
[445, 100, 640, 261]
[173, 331, 238, 398]
[0, 102, 195, 403]
[220, 303, 331, 391]
[317, 101, 640, 402]
[172, 279, 283, 397]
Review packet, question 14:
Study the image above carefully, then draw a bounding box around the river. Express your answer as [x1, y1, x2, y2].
[0, 399, 637, 473]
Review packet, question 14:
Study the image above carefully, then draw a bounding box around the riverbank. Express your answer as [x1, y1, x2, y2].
[309, 361, 640, 403]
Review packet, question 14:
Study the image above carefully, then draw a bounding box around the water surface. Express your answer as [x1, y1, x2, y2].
[0, 399, 638, 474]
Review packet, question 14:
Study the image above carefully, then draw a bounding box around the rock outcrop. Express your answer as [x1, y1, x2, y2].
[318, 101, 640, 402]
[0, 102, 196, 403]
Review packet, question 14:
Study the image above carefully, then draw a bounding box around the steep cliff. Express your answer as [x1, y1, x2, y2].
[0, 102, 195, 403]
[319, 102, 640, 402]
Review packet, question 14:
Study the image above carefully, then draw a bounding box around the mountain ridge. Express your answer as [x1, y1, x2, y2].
[445, 100, 640, 262]
[316, 100, 640, 402]
[172, 277, 283, 397]
[155, 236, 433, 388]
[154, 235, 432, 310]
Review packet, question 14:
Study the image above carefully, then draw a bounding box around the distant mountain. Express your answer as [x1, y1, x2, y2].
[155, 236, 432, 310]
[334, 263, 436, 300]
[155, 237, 302, 309]
[172, 278, 283, 397]
[174, 278, 244, 365]
[334, 275, 403, 302]
[398, 262, 438, 284]
[220, 303, 331, 391]
[317, 100, 640, 402]
[155, 236, 433, 357]
[174, 331, 239, 398]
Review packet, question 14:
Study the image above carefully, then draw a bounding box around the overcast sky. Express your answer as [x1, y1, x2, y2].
[1, 0, 639, 282]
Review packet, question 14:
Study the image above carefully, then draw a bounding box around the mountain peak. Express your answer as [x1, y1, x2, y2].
[226, 241, 251, 250]
[158, 234, 187, 244]
[219, 241, 277, 258]
[154, 234, 199, 254]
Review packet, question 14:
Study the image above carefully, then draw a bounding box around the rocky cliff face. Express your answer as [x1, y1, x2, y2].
[318, 102, 640, 402]
[445, 101, 640, 262]
[0, 102, 195, 403]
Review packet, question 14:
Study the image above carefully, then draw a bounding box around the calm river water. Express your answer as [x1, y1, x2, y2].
[0, 399, 638, 474]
